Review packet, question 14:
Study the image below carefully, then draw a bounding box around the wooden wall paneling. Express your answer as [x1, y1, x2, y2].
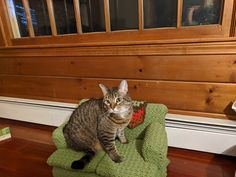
[0, 55, 235, 83]
[0, 75, 235, 118]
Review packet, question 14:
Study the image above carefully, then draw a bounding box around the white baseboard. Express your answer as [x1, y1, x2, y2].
[0, 96, 235, 156]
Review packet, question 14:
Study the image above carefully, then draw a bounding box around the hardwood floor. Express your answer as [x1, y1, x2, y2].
[168, 148, 236, 177]
[0, 138, 55, 177]
[0, 118, 235, 177]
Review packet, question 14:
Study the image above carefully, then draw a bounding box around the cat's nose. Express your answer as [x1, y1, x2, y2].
[110, 103, 116, 110]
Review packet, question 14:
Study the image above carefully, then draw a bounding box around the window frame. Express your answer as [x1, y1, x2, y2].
[0, 0, 234, 46]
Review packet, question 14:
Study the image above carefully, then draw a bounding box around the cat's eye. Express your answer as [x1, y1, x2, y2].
[116, 97, 122, 103]
[104, 100, 110, 105]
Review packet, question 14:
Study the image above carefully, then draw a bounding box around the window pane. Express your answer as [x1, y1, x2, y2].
[109, 0, 138, 31]
[79, 0, 105, 33]
[144, 0, 177, 28]
[12, 0, 29, 37]
[182, 0, 222, 26]
[53, 0, 77, 34]
[28, 0, 51, 36]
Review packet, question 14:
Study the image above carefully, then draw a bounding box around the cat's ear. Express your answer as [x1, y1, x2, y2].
[118, 80, 128, 94]
[99, 84, 109, 96]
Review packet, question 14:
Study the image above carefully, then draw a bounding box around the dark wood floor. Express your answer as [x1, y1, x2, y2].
[0, 118, 236, 177]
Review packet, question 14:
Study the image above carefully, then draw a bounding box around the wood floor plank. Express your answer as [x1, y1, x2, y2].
[0, 138, 55, 177]
[167, 148, 236, 177]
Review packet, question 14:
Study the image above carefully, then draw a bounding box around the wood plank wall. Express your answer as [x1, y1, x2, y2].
[0, 42, 236, 120]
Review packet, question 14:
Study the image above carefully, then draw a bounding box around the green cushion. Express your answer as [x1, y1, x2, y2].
[52, 122, 67, 149]
[47, 149, 105, 173]
[53, 167, 100, 177]
[96, 140, 158, 177]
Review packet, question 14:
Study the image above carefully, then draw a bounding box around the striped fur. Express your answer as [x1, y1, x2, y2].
[63, 80, 133, 169]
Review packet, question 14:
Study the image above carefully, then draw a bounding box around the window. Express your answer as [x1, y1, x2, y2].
[3, 0, 233, 45]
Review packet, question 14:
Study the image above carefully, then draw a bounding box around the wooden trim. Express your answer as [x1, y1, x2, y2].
[177, 0, 183, 28]
[138, 0, 143, 31]
[0, 0, 13, 45]
[46, 0, 57, 36]
[104, 0, 111, 32]
[169, 109, 236, 120]
[230, 0, 236, 37]
[22, 0, 35, 37]
[1, 35, 236, 48]
[0, 16, 7, 46]
[2, 39, 236, 56]
[73, 0, 82, 34]
[6, 24, 230, 46]
[4, 0, 20, 39]
[221, 0, 234, 36]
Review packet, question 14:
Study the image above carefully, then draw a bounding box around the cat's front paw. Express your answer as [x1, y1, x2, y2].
[118, 137, 129, 144]
[113, 155, 124, 163]
[110, 154, 124, 163]
[120, 139, 129, 144]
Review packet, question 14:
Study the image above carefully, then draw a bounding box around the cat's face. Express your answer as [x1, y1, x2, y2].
[99, 80, 132, 114]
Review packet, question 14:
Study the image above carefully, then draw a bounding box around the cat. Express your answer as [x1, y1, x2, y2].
[63, 80, 133, 169]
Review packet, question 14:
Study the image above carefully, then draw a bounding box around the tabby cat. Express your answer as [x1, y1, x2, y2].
[63, 80, 133, 169]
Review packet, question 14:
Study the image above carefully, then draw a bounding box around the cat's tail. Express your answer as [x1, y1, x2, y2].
[71, 151, 95, 169]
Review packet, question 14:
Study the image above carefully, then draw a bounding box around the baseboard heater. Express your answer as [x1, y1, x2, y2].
[0, 96, 235, 156]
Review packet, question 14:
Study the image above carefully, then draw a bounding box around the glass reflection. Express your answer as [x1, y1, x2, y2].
[53, 0, 77, 34]
[79, 0, 105, 33]
[182, 0, 222, 26]
[29, 0, 51, 36]
[144, 0, 177, 28]
[109, 0, 138, 31]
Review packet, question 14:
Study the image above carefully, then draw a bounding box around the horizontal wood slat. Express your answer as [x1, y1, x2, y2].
[0, 55, 235, 83]
[0, 76, 235, 118]
[2, 41, 236, 56]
